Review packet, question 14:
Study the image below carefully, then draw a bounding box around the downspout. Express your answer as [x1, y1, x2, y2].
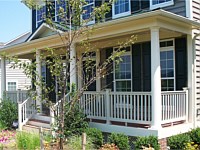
[192, 32, 200, 128]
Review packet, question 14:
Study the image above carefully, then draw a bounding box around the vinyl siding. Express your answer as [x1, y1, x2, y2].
[192, 0, 200, 120]
[163, 0, 186, 17]
[0, 60, 31, 91]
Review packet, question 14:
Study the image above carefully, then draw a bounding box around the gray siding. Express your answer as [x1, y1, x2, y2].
[193, 0, 200, 120]
[164, 0, 186, 17]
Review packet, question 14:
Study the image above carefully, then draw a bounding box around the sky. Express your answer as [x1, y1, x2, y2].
[0, 0, 31, 43]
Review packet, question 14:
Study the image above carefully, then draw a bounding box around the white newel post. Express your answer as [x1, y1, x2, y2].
[106, 89, 111, 124]
[150, 27, 162, 129]
[1, 56, 6, 100]
[70, 43, 77, 90]
[36, 49, 42, 112]
[18, 103, 22, 130]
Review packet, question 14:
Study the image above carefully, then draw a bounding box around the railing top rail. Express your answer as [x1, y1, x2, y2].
[20, 97, 31, 106]
[110, 91, 151, 95]
[83, 91, 106, 94]
[161, 90, 186, 94]
[54, 92, 71, 107]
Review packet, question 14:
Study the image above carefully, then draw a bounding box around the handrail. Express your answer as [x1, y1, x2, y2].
[54, 92, 71, 107]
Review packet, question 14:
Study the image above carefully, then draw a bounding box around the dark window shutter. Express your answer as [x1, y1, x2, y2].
[131, 0, 140, 13]
[175, 37, 187, 90]
[105, 0, 112, 21]
[132, 44, 142, 91]
[46, 1, 55, 21]
[105, 47, 114, 91]
[46, 60, 56, 103]
[32, 9, 36, 32]
[142, 42, 151, 91]
[141, 0, 150, 9]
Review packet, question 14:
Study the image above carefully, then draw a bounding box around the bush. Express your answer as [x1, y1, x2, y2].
[67, 135, 94, 150]
[184, 142, 199, 150]
[99, 143, 119, 150]
[16, 131, 40, 150]
[134, 136, 160, 150]
[108, 133, 130, 150]
[85, 128, 103, 148]
[0, 100, 17, 128]
[64, 102, 89, 137]
[189, 127, 200, 145]
[167, 133, 191, 150]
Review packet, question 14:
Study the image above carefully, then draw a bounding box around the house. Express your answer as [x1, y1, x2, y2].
[0, 32, 31, 101]
[0, 0, 200, 148]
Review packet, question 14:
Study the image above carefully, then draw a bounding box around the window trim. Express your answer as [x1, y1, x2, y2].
[113, 46, 132, 92]
[112, 0, 131, 19]
[81, 0, 95, 25]
[150, 0, 174, 10]
[160, 39, 176, 91]
[7, 81, 18, 91]
[36, 4, 46, 28]
[55, 0, 66, 22]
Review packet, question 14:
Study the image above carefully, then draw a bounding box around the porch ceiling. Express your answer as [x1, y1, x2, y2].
[0, 10, 199, 57]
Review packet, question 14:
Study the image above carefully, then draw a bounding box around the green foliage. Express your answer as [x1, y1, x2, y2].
[189, 127, 200, 145]
[134, 136, 160, 150]
[167, 133, 191, 150]
[108, 133, 130, 150]
[16, 131, 40, 150]
[64, 102, 89, 137]
[0, 99, 17, 128]
[0, 122, 6, 131]
[67, 135, 94, 150]
[184, 142, 199, 150]
[85, 128, 103, 148]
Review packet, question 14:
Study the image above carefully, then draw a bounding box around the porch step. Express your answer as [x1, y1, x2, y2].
[22, 124, 51, 134]
[32, 113, 51, 122]
[27, 118, 51, 129]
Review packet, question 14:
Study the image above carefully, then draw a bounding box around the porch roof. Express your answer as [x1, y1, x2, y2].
[0, 9, 200, 58]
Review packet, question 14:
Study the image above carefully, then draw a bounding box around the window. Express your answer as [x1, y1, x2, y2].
[8, 82, 17, 91]
[112, 0, 131, 19]
[36, 5, 46, 27]
[150, 0, 174, 10]
[55, 0, 67, 22]
[82, 0, 95, 24]
[160, 40, 175, 91]
[114, 47, 132, 91]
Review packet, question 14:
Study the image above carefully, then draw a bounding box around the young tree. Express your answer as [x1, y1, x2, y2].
[5, 0, 136, 149]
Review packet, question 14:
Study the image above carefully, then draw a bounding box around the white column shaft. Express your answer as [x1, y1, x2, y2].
[150, 27, 162, 129]
[1, 56, 6, 99]
[70, 43, 77, 88]
[36, 50, 42, 111]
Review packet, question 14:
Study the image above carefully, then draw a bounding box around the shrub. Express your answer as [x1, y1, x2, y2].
[184, 142, 199, 150]
[189, 127, 200, 145]
[167, 133, 191, 150]
[134, 136, 160, 150]
[0, 100, 17, 128]
[108, 133, 130, 150]
[99, 143, 119, 150]
[85, 128, 103, 148]
[64, 102, 89, 137]
[67, 135, 94, 150]
[16, 131, 40, 150]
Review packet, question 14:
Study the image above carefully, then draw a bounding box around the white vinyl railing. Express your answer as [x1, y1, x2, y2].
[81, 89, 188, 127]
[161, 88, 188, 124]
[6, 90, 29, 103]
[50, 93, 71, 124]
[82, 90, 152, 125]
[18, 94, 36, 130]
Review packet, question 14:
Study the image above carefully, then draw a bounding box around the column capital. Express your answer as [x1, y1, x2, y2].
[150, 26, 160, 31]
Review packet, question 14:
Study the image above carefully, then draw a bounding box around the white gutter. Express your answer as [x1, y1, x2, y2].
[193, 32, 200, 128]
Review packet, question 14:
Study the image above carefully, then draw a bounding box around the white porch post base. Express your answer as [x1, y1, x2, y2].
[70, 43, 77, 90]
[36, 50, 42, 112]
[149, 27, 162, 130]
[1, 56, 6, 100]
